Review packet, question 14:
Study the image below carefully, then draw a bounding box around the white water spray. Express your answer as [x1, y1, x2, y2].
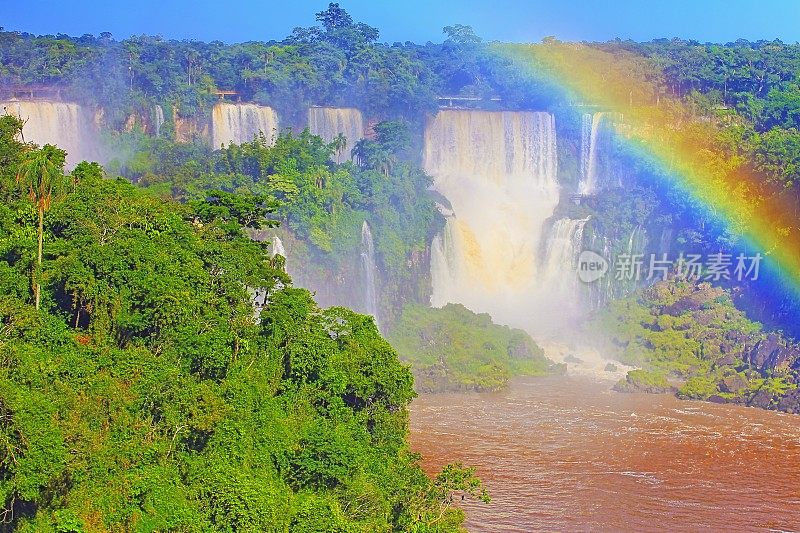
[426, 110, 565, 336]
[211, 102, 278, 149]
[308, 107, 364, 162]
[360, 221, 380, 326]
[1, 100, 99, 168]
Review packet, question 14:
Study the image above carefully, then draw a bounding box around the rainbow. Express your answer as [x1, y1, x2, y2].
[495, 42, 800, 306]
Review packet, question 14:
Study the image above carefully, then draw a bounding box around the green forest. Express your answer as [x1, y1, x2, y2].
[3, 2, 800, 530]
[0, 114, 493, 531]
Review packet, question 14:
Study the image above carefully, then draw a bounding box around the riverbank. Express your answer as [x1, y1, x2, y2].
[590, 279, 800, 415]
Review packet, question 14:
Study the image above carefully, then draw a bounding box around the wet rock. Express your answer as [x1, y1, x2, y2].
[564, 354, 584, 365]
[777, 388, 800, 414]
[613, 372, 677, 394]
[744, 334, 800, 371]
[708, 395, 728, 404]
[745, 334, 780, 370]
[662, 284, 723, 316]
[718, 374, 746, 394]
[714, 353, 738, 368]
[604, 363, 618, 372]
[747, 389, 774, 410]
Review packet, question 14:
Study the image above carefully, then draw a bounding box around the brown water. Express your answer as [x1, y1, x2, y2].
[410, 376, 800, 532]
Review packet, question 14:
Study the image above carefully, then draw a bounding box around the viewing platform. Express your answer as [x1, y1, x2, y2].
[0, 85, 65, 100]
[213, 90, 240, 100]
[437, 96, 502, 108]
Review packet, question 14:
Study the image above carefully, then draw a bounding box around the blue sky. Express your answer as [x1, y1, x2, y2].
[6, 0, 800, 44]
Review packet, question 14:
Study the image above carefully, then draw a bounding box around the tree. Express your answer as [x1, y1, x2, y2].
[331, 132, 347, 163]
[15, 144, 67, 309]
[443, 24, 482, 47]
[315, 3, 353, 33]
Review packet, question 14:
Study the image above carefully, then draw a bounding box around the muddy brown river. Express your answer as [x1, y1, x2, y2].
[410, 376, 800, 532]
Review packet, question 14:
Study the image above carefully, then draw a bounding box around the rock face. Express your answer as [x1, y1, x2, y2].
[613, 371, 678, 394]
[776, 388, 800, 414]
[743, 334, 800, 371]
[602, 279, 800, 415]
[718, 374, 746, 394]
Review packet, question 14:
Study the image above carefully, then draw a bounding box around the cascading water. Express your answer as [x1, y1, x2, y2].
[579, 113, 594, 193]
[657, 227, 673, 255]
[586, 224, 648, 309]
[578, 112, 621, 195]
[308, 107, 364, 162]
[271, 236, 286, 258]
[1, 100, 98, 168]
[153, 105, 164, 137]
[360, 221, 380, 327]
[211, 102, 279, 149]
[426, 109, 563, 336]
[540, 217, 591, 315]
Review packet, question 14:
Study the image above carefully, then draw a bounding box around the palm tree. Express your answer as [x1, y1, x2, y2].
[351, 138, 369, 167]
[331, 132, 348, 164]
[16, 144, 67, 310]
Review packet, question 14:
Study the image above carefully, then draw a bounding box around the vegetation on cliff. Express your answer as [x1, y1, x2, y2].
[0, 114, 487, 531]
[592, 278, 800, 413]
[388, 304, 559, 392]
[109, 117, 440, 323]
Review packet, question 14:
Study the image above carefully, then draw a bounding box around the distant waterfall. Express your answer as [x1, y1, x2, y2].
[153, 105, 165, 137]
[308, 107, 364, 162]
[271, 236, 286, 258]
[627, 225, 647, 256]
[578, 112, 621, 195]
[657, 227, 673, 255]
[360, 221, 380, 326]
[1, 100, 98, 168]
[586, 224, 648, 309]
[541, 217, 590, 306]
[426, 110, 562, 335]
[211, 102, 278, 148]
[579, 113, 594, 193]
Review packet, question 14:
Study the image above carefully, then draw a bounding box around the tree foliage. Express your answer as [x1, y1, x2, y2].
[0, 103, 477, 532]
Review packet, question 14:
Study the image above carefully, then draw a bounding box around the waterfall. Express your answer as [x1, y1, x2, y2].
[578, 112, 621, 195]
[271, 236, 286, 258]
[153, 105, 164, 137]
[360, 221, 380, 326]
[583, 224, 647, 310]
[657, 227, 673, 255]
[541, 217, 590, 305]
[426, 110, 562, 335]
[579, 113, 593, 193]
[211, 102, 279, 149]
[308, 107, 364, 162]
[627, 225, 647, 256]
[1, 100, 98, 168]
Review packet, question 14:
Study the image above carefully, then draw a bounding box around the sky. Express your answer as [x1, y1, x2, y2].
[6, 0, 800, 44]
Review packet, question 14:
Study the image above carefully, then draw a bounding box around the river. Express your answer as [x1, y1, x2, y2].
[409, 376, 800, 532]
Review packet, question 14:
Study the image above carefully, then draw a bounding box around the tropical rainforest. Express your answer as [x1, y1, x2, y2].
[2, 2, 800, 530]
[0, 113, 494, 531]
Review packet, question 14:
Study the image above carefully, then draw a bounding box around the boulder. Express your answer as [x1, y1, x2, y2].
[747, 389, 774, 410]
[744, 334, 800, 371]
[777, 388, 800, 414]
[613, 371, 677, 394]
[718, 374, 746, 394]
